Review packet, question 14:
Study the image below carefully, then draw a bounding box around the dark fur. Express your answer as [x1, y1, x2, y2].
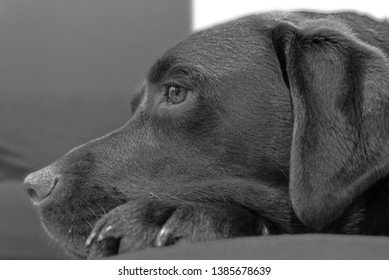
[23, 11, 389, 259]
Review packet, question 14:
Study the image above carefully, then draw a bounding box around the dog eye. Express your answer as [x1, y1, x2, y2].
[166, 86, 188, 105]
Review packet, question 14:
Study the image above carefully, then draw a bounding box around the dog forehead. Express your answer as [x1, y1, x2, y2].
[147, 16, 275, 84]
[176, 16, 272, 57]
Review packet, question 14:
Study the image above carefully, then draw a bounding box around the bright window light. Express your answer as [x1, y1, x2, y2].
[192, 0, 389, 30]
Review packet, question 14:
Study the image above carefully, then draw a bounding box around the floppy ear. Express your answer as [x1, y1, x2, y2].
[271, 20, 389, 230]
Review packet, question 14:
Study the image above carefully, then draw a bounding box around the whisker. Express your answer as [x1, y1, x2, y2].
[80, 212, 94, 230]
[88, 207, 99, 219]
[148, 191, 162, 200]
[95, 201, 107, 215]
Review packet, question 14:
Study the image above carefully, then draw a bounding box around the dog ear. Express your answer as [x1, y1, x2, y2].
[271, 20, 389, 230]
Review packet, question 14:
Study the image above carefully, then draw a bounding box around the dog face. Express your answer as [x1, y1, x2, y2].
[24, 15, 296, 258]
[23, 12, 389, 258]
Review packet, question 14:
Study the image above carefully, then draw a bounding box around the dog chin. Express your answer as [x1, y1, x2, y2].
[40, 219, 88, 259]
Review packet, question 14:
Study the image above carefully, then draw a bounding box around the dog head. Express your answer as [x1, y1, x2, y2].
[23, 12, 389, 258]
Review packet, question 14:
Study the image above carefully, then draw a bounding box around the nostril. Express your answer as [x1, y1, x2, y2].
[52, 176, 59, 189]
[23, 167, 61, 204]
[27, 188, 38, 201]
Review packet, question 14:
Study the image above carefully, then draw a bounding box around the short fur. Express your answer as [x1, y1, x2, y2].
[24, 11, 389, 259]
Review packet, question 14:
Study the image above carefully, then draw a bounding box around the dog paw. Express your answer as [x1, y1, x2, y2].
[85, 199, 270, 259]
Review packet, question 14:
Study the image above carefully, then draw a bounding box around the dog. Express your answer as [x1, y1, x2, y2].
[23, 11, 389, 259]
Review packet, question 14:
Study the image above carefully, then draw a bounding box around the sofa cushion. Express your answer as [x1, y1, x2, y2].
[112, 234, 389, 260]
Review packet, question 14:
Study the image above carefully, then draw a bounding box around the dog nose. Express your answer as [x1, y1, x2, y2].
[23, 166, 60, 205]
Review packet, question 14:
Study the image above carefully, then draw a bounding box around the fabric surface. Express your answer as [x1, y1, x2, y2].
[111, 234, 389, 260]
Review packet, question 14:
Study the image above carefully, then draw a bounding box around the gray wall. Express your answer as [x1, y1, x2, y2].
[0, 0, 191, 259]
[0, 0, 191, 178]
[0, 0, 191, 94]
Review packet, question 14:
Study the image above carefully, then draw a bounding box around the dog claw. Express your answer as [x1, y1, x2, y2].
[262, 224, 270, 235]
[97, 225, 113, 241]
[155, 226, 171, 247]
[85, 231, 96, 247]
[86, 224, 113, 247]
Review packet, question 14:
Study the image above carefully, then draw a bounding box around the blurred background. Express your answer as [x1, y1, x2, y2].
[0, 0, 191, 259]
[0, 0, 387, 259]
